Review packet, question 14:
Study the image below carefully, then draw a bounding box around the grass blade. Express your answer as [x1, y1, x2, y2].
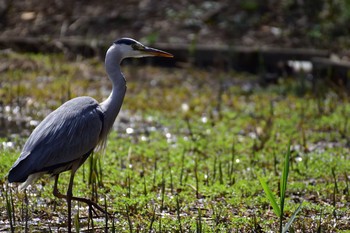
[176, 195, 183, 233]
[258, 176, 281, 217]
[280, 144, 291, 209]
[280, 143, 291, 231]
[126, 204, 133, 233]
[5, 185, 14, 233]
[282, 201, 303, 233]
[74, 211, 80, 233]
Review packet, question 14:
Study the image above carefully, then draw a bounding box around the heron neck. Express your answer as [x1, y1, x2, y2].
[100, 49, 127, 138]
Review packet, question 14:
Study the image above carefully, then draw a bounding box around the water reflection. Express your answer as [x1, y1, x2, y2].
[126, 127, 134, 134]
[2, 141, 14, 149]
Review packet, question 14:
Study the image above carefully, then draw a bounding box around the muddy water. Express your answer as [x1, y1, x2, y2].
[0, 103, 163, 147]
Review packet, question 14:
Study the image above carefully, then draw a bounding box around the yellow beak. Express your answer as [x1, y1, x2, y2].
[142, 47, 174, 58]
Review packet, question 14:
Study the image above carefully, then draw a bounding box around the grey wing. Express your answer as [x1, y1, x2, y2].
[8, 97, 104, 182]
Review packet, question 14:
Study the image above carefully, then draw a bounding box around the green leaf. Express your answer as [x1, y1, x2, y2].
[282, 201, 303, 233]
[280, 143, 291, 213]
[259, 176, 281, 217]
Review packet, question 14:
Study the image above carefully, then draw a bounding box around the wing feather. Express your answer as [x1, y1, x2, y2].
[8, 97, 104, 182]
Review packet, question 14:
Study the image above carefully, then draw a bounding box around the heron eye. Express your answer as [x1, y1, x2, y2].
[131, 44, 143, 50]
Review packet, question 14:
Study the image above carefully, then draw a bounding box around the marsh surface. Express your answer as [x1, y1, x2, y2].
[0, 53, 349, 232]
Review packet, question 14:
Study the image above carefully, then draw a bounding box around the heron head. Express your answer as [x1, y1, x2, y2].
[113, 38, 173, 59]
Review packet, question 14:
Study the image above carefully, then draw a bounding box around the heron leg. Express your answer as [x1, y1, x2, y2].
[53, 174, 64, 198]
[52, 174, 74, 232]
[52, 173, 111, 219]
[66, 167, 79, 233]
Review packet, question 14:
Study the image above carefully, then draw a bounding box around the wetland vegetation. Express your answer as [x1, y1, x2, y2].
[0, 52, 350, 232]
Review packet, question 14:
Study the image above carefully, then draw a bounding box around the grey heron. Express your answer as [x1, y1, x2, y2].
[7, 38, 173, 231]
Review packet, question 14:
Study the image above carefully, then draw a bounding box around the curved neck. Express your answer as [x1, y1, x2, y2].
[100, 45, 127, 138]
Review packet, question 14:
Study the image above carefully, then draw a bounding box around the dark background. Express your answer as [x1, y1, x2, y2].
[1, 0, 349, 53]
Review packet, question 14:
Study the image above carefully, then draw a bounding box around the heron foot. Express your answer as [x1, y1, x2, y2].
[53, 189, 112, 217]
